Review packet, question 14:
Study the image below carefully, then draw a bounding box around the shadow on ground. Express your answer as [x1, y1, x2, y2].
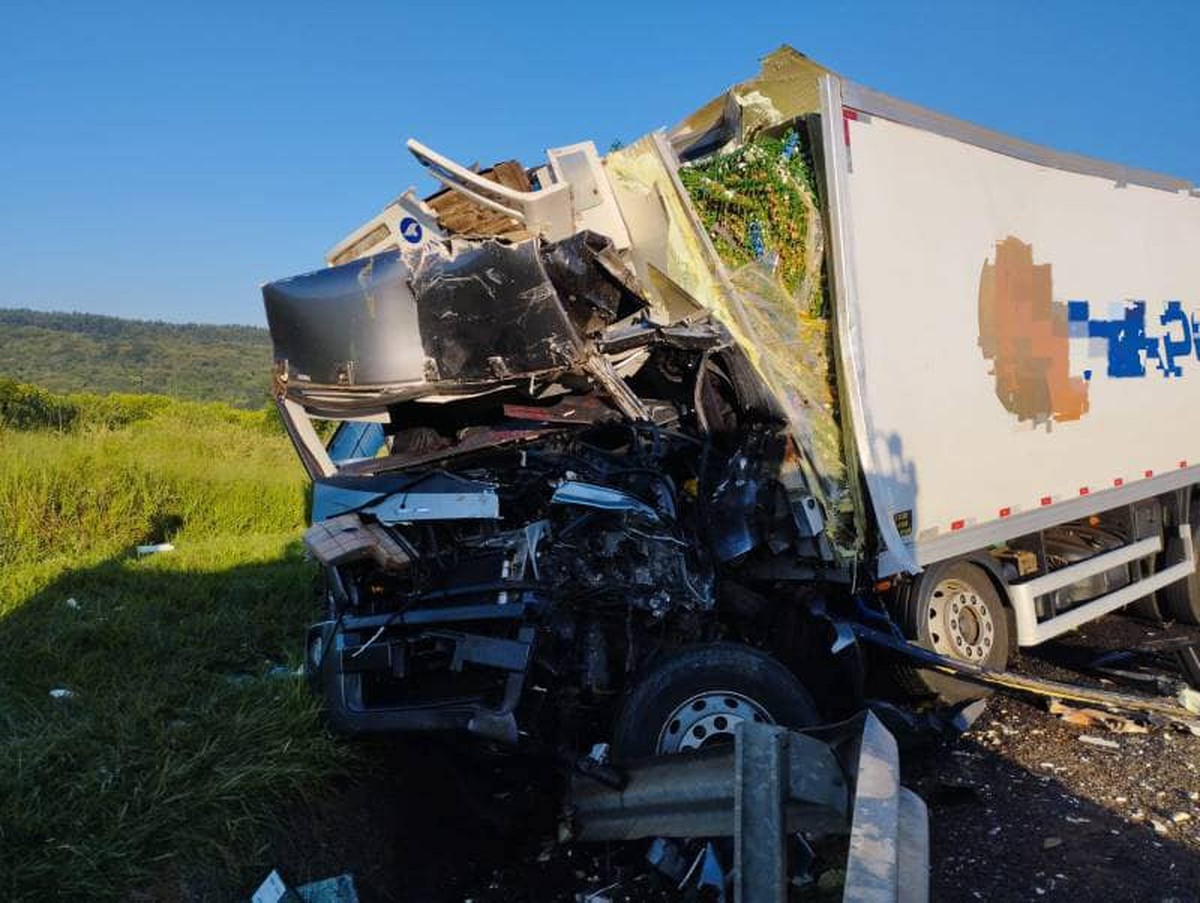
[5, 553, 1200, 902]
[0, 542, 344, 901]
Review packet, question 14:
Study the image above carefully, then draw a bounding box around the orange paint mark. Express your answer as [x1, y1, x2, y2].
[1114, 478, 1124, 487]
[978, 237, 1088, 426]
[1079, 487, 1089, 496]
[951, 519, 965, 531]
[999, 507, 1012, 518]
[1145, 470, 1154, 478]
[1040, 496, 1053, 506]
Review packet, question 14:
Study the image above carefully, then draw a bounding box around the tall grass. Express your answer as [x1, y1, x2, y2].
[0, 385, 347, 900]
[0, 407, 302, 575]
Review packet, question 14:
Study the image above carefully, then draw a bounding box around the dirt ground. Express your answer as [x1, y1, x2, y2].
[264, 615, 1200, 903]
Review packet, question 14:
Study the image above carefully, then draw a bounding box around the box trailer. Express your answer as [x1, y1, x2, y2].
[262, 47, 1200, 751]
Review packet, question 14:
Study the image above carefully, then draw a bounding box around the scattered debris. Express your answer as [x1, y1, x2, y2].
[1179, 687, 1200, 716]
[1078, 735, 1120, 750]
[136, 542, 175, 556]
[1042, 836, 1063, 850]
[48, 687, 74, 700]
[1048, 700, 1148, 734]
[65, 597, 79, 609]
[251, 869, 358, 903]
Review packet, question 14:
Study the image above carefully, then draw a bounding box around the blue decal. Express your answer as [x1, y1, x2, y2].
[1160, 301, 1191, 377]
[1070, 299, 1200, 380]
[398, 216, 423, 244]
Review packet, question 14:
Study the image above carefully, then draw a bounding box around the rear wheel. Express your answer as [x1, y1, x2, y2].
[899, 561, 1011, 703]
[611, 643, 819, 762]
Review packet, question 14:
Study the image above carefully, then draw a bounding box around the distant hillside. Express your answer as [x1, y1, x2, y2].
[0, 309, 273, 408]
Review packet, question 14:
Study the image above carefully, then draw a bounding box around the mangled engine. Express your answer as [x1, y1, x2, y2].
[303, 413, 736, 745]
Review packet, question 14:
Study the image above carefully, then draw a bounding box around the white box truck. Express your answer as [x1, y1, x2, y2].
[262, 47, 1200, 753]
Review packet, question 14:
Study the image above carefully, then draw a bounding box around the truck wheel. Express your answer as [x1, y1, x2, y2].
[1160, 517, 1200, 625]
[899, 561, 1011, 703]
[611, 643, 819, 762]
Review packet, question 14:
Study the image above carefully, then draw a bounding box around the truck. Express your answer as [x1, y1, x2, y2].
[261, 46, 1200, 761]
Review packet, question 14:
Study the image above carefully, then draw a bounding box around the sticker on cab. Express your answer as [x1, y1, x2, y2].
[398, 217, 423, 244]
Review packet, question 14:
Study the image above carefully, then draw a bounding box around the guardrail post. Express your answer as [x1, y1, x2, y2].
[734, 723, 787, 902]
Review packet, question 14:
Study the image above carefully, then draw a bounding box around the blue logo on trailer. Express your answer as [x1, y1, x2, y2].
[399, 217, 423, 244]
[1068, 299, 1198, 379]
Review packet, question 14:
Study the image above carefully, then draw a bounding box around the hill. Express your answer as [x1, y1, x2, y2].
[0, 308, 273, 408]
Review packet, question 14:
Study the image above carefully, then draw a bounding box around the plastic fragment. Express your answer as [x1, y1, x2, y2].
[1179, 686, 1200, 715]
[136, 542, 176, 556]
[1078, 734, 1120, 750]
[1048, 700, 1148, 733]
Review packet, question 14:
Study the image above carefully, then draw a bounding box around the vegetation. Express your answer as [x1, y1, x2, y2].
[0, 383, 348, 900]
[0, 309, 273, 408]
[679, 130, 823, 310]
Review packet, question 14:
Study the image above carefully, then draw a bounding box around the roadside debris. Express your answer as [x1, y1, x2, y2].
[136, 542, 175, 556]
[1077, 734, 1120, 750]
[251, 869, 358, 903]
[1047, 700, 1149, 734]
[48, 687, 74, 700]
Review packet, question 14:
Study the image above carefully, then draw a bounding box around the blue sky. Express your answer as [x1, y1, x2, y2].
[1, 0, 1197, 326]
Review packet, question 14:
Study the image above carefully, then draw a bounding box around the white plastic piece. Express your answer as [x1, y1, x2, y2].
[407, 138, 574, 240]
[547, 142, 631, 250]
[49, 688, 74, 700]
[136, 543, 175, 556]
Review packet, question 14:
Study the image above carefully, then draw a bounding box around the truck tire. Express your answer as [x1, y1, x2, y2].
[898, 561, 1011, 704]
[611, 643, 819, 762]
[1160, 516, 1200, 626]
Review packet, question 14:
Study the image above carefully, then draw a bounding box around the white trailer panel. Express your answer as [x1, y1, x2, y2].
[820, 77, 1200, 574]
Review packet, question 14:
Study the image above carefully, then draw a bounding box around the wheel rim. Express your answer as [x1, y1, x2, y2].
[925, 577, 995, 663]
[655, 690, 774, 754]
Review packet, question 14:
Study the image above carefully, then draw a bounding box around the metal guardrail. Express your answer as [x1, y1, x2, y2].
[567, 712, 928, 902]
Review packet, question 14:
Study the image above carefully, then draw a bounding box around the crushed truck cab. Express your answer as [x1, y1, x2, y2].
[262, 46, 1200, 752]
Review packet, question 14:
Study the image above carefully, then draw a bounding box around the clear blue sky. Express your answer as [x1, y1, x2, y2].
[2, 0, 1196, 326]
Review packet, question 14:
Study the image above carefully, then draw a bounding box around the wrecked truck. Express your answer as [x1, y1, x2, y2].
[262, 47, 1200, 759]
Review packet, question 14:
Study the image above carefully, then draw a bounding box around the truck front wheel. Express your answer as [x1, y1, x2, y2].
[610, 643, 820, 762]
[898, 561, 1012, 703]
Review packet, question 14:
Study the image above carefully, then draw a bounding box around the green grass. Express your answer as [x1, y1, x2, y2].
[0, 387, 348, 900]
